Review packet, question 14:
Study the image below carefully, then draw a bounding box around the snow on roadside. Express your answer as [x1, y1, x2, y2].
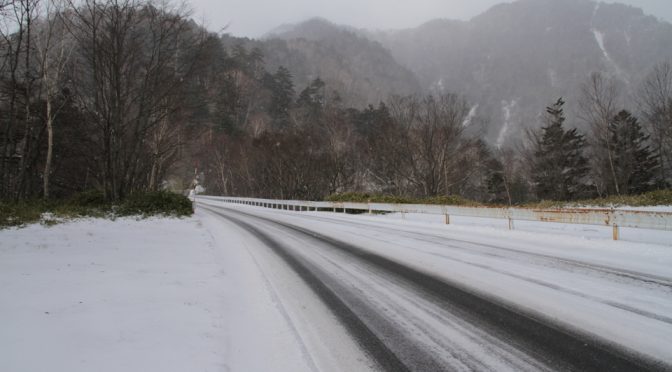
[0, 217, 230, 372]
[0, 212, 362, 372]
[197, 209, 372, 372]
[372, 211, 672, 246]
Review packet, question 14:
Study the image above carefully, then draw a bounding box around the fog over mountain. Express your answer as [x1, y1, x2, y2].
[256, 0, 672, 146]
[190, 0, 672, 38]
[259, 18, 422, 106]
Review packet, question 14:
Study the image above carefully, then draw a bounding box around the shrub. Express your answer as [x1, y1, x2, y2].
[67, 189, 109, 208]
[523, 189, 672, 209]
[1, 190, 193, 229]
[628, 189, 672, 206]
[47, 190, 114, 218]
[0, 200, 46, 227]
[327, 190, 672, 209]
[325, 192, 373, 203]
[572, 189, 672, 208]
[325, 193, 482, 206]
[117, 191, 193, 217]
[423, 195, 481, 206]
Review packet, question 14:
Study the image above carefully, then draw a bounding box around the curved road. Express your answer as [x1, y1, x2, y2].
[198, 199, 672, 372]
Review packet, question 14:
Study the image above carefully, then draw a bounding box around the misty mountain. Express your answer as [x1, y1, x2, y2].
[258, 18, 422, 107]
[263, 0, 672, 146]
[370, 0, 672, 145]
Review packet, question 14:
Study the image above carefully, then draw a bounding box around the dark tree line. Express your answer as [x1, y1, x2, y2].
[0, 0, 209, 201]
[0, 0, 669, 204]
[199, 64, 667, 204]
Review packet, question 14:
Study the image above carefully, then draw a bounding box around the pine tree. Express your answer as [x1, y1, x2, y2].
[295, 78, 327, 124]
[607, 110, 660, 194]
[486, 157, 508, 203]
[531, 98, 589, 200]
[264, 66, 295, 128]
[297, 78, 326, 109]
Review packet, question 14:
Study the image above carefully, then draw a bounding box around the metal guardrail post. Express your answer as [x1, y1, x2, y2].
[609, 209, 619, 241]
[507, 208, 514, 230]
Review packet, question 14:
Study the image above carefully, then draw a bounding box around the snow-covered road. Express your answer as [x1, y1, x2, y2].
[198, 199, 672, 371]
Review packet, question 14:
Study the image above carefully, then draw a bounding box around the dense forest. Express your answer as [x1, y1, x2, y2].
[1, 0, 670, 205]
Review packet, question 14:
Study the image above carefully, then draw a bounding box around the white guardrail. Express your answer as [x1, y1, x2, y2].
[198, 195, 672, 240]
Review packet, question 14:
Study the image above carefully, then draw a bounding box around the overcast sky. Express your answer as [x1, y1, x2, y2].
[187, 0, 672, 38]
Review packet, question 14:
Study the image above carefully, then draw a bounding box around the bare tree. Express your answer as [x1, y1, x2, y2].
[14, 0, 38, 198]
[381, 94, 469, 196]
[35, 0, 73, 198]
[0, 1, 23, 197]
[65, 0, 206, 200]
[639, 61, 672, 184]
[580, 72, 622, 196]
[496, 147, 518, 205]
[0, 0, 40, 199]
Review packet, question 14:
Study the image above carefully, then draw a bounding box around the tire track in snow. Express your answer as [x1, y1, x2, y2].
[282, 211, 672, 289]
[203, 206, 423, 372]
[339, 228, 672, 325]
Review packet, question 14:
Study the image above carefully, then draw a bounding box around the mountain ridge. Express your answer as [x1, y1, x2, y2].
[257, 0, 672, 145]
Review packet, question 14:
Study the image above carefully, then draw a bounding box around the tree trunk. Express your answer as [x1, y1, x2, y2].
[43, 99, 53, 199]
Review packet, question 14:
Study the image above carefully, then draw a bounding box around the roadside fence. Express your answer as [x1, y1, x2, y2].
[198, 195, 672, 240]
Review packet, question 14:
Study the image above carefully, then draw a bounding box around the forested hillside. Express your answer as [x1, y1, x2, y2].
[1, 0, 670, 205]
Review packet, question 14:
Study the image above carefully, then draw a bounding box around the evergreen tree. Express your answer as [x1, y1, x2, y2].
[264, 66, 295, 128]
[607, 110, 660, 194]
[297, 78, 326, 109]
[352, 103, 392, 136]
[232, 44, 265, 79]
[531, 98, 589, 200]
[486, 158, 509, 204]
[295, 78, 327, 124]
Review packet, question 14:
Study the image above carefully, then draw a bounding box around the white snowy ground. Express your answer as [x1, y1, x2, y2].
[368, 210, 672, 245]
[2, 201, 672, 371]
[0, 216, 351, 372]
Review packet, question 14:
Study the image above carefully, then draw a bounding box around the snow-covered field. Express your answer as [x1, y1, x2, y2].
[1, 216, 338, 372]
[2, 201, 672, 371]
[0, 217, 231, 371]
